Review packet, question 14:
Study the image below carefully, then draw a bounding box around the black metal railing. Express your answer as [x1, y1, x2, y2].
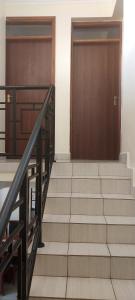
[0, 84, 55, 299]
[0, 85, 51, 157]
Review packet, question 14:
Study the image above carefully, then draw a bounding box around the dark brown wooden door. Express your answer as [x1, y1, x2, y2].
[6, 37, 54, 156]
[71, 41, 121, 160]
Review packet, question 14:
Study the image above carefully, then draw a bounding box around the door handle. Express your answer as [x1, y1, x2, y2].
[113, 96, 118, 106]
[7, 94, 12, 103]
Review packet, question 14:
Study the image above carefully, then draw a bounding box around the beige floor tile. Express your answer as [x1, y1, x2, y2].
[107, 225, 135, 244]
[72, 178, 100, 194]
[104, 199, 135, 216]
[43, 214, 70, 223]
[37, 242, 68, 255]
[71, 193, 102, 198]
[45, 197, 70, 215]
[103, 194, 135, 199]
[68, 256, 110, 278]
[30, 276, 67, 298]
[47, 192, 71, 197]
[42, 223, 69, 242]
[34, 254, 67, 276]
[71, 197, 103, 215]
[99, 163, 131, 177]
[68, 243, 110, 256]
[51, 162, 72, 177]
[70, 215, 106, 224]
[105, 216, 135, 225]
[48, 178, 71, 193]
[101, 178, 131, 194]
[66, 277, 115, 299]
[70, 224, 106, 243]
[112, 280, 135, 300]
[72, 163, 98, 176]
[109, 244, 135, 257]
[111, 257, 135, 279]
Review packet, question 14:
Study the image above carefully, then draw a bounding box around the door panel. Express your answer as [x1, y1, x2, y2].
[71, 41, 120, 160]
[6, 33, 54, 156]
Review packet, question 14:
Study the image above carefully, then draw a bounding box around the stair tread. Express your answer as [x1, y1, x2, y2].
[66, 277, 115, 300]
[47, 192, 135, 199]
[30, 276, 116, 299]
[70, 215, 106, 224]
[43, 214, 70, 223]
[30, 276, 66, 298]
[43, 214, 135, 225]
[50, 175, 131, 179]
[36, 242, 135, 258]
[37, 242, 68, 255]
[68, 243, 110, 256]
[109, 244, 135, 257]
[105, 216, 135, 225]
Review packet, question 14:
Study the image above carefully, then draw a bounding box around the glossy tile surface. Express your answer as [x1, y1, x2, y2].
[66, 277, 115, 299]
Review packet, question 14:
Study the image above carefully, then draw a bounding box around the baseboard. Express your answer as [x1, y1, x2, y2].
[55, 153, 71, 161]
[119, 152, 129, 165]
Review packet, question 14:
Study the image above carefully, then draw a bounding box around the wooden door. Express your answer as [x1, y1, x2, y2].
[71, 38, 121, 160]
[6, 18, 55, 157]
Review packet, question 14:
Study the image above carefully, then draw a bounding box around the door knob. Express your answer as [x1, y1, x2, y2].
[113, 96, 118, 106]
[7, 94, 11, 103]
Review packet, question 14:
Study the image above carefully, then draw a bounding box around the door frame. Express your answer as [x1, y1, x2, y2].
[70, 20, 122, 160]
[6, 16, 56, 84]
[5, 16, 55, 157]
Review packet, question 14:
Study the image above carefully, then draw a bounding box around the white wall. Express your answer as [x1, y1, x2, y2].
[0, 0, 5, 153]
[5, 0, 116, 159]
[122, 0, 135, 166]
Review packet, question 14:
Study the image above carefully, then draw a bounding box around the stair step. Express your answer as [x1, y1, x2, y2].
[48, 177, 132, 194]
[34, 242, 135, 279]
[112, 279, 135, 300]
[42, 215, 135, 244]
[68, 243, 110, 278]
[51, 162, 131, 177]
[34, 242, 68, 277]
[30, 276, 67, 300]
[109, 244, 135, 279]
[46, 193, 135, 216]
[30, 276, 115, 300]
[30, 276, 135, 299]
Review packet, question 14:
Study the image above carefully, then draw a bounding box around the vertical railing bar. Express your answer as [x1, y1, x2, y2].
[17, 242, 22, 300]
[19, 173, 29, 299]
[12, 89, 17, 156]
[36, 129, 44, 248]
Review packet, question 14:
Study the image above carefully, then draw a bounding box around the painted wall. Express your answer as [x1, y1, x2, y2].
[5, 0, 116, 159]
[121, 0, 135, 166]
[0, 0, 5, 153]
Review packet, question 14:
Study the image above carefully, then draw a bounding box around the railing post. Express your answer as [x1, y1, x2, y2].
[17, 243, 22, 300]
[45, 111, 50, 179]
[52, 88, 55, 162]
[19, 173, 29, 300]
[36, 129, 44, 248]
[12, 89, 17, 156]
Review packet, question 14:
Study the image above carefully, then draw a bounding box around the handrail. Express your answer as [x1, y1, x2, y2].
[0, 85, 53, 239]
[0, 85, 50, 90]
[0, 84, 55, 299]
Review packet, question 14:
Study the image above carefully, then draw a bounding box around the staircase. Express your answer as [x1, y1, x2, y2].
[28, 161, 135, 300]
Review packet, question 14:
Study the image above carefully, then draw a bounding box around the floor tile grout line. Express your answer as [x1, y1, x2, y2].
[111, 278, 117, 300]
[107, 241, 111, 280]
